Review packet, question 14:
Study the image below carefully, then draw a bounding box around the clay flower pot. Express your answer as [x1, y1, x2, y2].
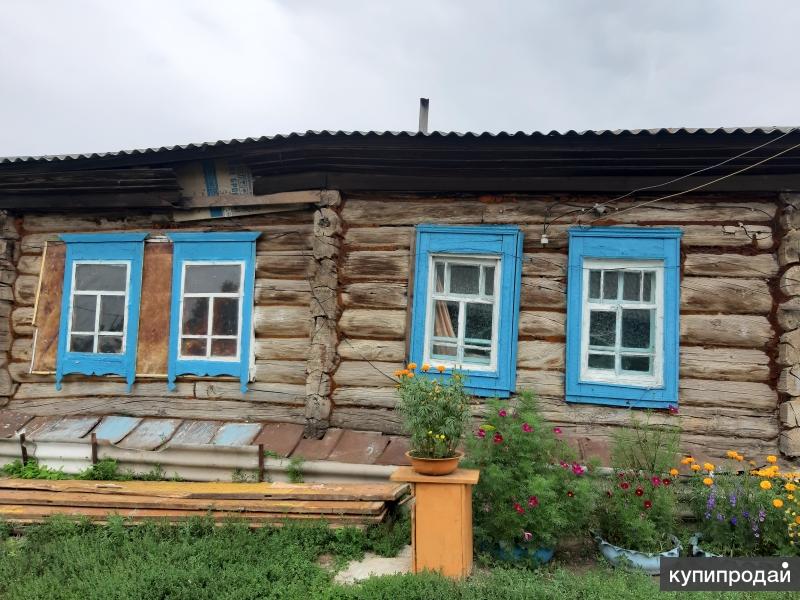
[406, 451, 463, 476]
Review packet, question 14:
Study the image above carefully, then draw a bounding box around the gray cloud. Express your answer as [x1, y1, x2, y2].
[1, 0, 798, 157]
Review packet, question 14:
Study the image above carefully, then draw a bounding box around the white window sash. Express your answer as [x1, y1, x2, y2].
[580, 259, 664, 387]
[177, 260, 245, 362]
[422, 254, 500, 372]
[66, 260, 130, 354]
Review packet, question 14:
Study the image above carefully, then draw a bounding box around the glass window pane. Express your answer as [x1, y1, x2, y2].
[75, 264, 127, 292]
[212, 298, 239, 336]
[642, 271, 654, 302]
[621, 355, 651, 373]
[464, 302, 492, 343]
[484, 266, 495, 296]
[433, 300, 459, 338]
[182, 297, 209, 335]
[463, 347, 490, 365]
[449, 264, 480, 295]
[71, 294, 96, 332]
[621, 309, 653, 349]
[589, 310, 616, 347]
[623, 271, 641, 301]
[181, 338, 207, 357]
[431, 343, 457, 358]
[434, 262, 445, 293]
[70, 334, 94, 353]
[184, 264, 241, 294]
[98, 336, 122, 354]
[211, 338, 237, 357]
[588, 353, 614, 370]
[588, 271, 601, 299]
[99, 295, 125, 333]
[602, 271, 619, 300]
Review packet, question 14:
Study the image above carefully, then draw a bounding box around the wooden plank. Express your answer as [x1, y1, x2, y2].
[93, 416, 143, 444]
[169, 420, 222, 445]
[194, 382, 306, 405]
[517, 341, 565, 370]
[255, 253, 313, 279]
[28, 416, 99, 441]
[30, 243, 64, 372]
[518, 311, 566, 340]
[680, 277, 772, 314]
[253, 306, 310, 337]
[181, 190, 324, 209]
[253, 361, 307, 385]
[683, 253, 778, 278]
[211, 422, 263, 447]
[520, 277, 566, 309]
[116, 418, 182, 450]
[340, 251, 410, 282]
[135, 242, 172, 375]
[254, 338, 309, 360]
[337, 339, 407, 362]
[344, 226, 414, 249]
[680, 314, 773, 348]
[334, 361, 402, 388]
[330, 407, 404, 435]
[341, 282, 408, 309]
[339, 309, 406, 340]
[332, 387, 398, 409]
[0, 479, 409, 501]
[254, 278, 311, 305]
[680, 346, 771, 382]
[23, 213, 173, 233]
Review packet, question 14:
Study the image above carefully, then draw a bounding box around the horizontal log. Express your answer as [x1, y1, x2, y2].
[254, 279, 310, 306]
[344, 227, 413, 250]
[332, 387, 399, 409]
[255, 225, 313, 252]
[11, 307, 34, 335]
[518, 311, 566, 340]
[515, 369, 565, 399]
[330, 406, 404, 435]
[6, 396, 306, 424]
[683, 253, 778, 278]
[341, 282, 408, 309]
[681, 225, 773, 249]
[253, 361, 307, 385]
[520, 277, 566, 309]
[338, 339, 407, 362]
[20, 233, 58, 254]
[340, 251, 409, 282]
[0, 368, 14, 396]
[16, 255, 41, 275]
[255, 252, 313, 279]
[679, 378, 777, 412]
[13, 381, 196, 400]
[23, 213, 172, 233]
[680, 277, 772, 314]
[517, 341, 565, 370]
[680, 314, 773, 348]
[254, 338, 310, 361]
[334, 361, 402, 387]
[339, 309, 406, 340]
[680, 346, 770, 382]
[522, 253, 567, 277]
[13, 275, 37, 306]
[9, 362, 50, 383]
[253, 306, 310, 337]
[342, 199, 487, 226]
[10, 338, 32, 363]
[194, 381, 305, 404]
[778, 230, 800, 267]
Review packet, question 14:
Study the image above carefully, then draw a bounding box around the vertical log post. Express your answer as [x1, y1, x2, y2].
[305, 190, 343, 438]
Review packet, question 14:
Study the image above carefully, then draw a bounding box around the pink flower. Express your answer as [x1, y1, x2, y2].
[668, 405, 678, 415]
[553, 427, 562, 435]
[528, 495, 539, 508]
[571, 462, 585, 476]
[493, 432, 503, 444]
[651, 476, 661, 487]
[523, 531, 533, 542]
[476, 429, 486, 439]
[559, 460, 569, 469]
[498, 409, 508, 417]
[513, 502, 525, 515]
[522, 422, 533, 433]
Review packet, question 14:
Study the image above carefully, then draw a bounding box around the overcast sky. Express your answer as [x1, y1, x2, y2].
[1, 0, 799, 157]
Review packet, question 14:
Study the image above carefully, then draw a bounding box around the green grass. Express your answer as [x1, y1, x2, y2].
[0, 517, 796, 600]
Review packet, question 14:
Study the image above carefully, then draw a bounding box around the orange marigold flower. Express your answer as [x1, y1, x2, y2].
[394, 369, 404, 377]
[669, 468, 679, 477]
[436, 365, 446, 373]
[407, 371, 415, 378]
[703, 462, 715, 472]
[774, 498, 785, 508]
[767, 455, 778, 464]
[735, 454, 744, 462]
[703, 477, 713, 486]
[407, 362, 417, 370]
[786, 483, 797, 492]
[691, 464, 701, 472]
[760, 480, 772, 490]
[726, 450, 738, 459]
[795, 516, 800, 525]
[421, 363, 430, 372]
[681, 457, 695, 465]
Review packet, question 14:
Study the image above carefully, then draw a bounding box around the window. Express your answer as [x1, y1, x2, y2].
[409, 225, 523, 397]
[56, 233, 146, 390]
[566, 227, 681, 408]
[167, 232, 260, 392]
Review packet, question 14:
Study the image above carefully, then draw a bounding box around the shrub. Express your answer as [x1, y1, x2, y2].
[464, 391, 596, 558]
[395, 364, 471, 459]
[1, 458, 66, 480]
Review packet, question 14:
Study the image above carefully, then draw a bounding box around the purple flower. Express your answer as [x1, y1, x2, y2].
[729, 493, 737, 507]
[730, 516, 738, 526]
[758, 508, 766, 523]
[716, 512, 725, 521]
[742, 510, 750, 519]
[704, 512, 712, 520]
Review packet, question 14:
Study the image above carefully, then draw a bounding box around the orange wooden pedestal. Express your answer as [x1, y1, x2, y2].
[390, 466, 480, 579]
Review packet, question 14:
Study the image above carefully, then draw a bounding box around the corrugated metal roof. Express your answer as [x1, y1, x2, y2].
[2, 126, 796, 165]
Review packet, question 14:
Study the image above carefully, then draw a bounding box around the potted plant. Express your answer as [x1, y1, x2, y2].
[593, 411, 682, 574]
[684, 452, 796, 557]
[464, 392, 596, 566]
[395, 363, 471, 476]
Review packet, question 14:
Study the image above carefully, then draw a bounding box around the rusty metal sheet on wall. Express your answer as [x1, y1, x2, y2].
[135, 242, 172, 376]
[31, 242, 65, 372]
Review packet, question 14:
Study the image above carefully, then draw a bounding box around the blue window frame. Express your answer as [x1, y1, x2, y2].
[566, 227, 681, 408]
[167, 232, 260, 392]
[56, 233, 147, 391]
[409, 225, 523, 397]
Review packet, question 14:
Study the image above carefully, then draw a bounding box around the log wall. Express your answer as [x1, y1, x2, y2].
[334, 192, 784, 463]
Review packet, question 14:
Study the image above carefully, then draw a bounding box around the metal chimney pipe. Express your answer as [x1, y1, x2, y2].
[418, 98, 429, 134]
